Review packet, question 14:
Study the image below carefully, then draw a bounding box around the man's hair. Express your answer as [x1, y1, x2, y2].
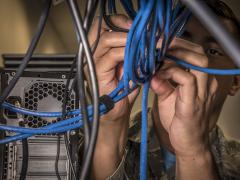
[206, 0, 239, 33]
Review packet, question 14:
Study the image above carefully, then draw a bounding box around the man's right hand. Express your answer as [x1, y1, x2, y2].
[88, 15, 139, 123]
[88, 15, 139, 179]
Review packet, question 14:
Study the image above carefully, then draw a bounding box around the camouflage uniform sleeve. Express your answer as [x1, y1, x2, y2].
[210, 127, 240, 179]
[107, 109, 168, 179]
[106, 149, 128, 180]
[104, 110, 146, 180]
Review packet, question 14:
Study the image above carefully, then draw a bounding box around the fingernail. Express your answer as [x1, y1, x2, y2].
[159, 72, 171, 79]
[127, 19, 133, 28]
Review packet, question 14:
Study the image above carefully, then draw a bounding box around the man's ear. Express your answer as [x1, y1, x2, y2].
[229, 75, 240, 96]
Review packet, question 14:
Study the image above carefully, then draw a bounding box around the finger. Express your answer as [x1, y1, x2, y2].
[170, 38, 205, 54]
[168, 48, 209, 100]
[150, 72, 175, 102]
[208, 76, 218, 97]
[205, 76, 218, 120]
[115, 63, 140, 105]
[162, 66, 198, 105]
[89, 14, 132, 45]
[157, 37, 205, 55]
[94, 32, 127, 59]
[96, 47, 125, 73]
[102, 14, 132, 31]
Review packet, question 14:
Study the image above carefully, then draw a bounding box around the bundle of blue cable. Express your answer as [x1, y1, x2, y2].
[2, 0, 240, 179]
[122, 1, 191, 179]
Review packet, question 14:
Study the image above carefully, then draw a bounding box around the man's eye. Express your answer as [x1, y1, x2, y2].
[206, 48, 223, 56]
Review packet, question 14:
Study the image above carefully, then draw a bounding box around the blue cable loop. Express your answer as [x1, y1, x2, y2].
[123, 2, 144, 89]
[125, 1, 155, 85]
[167, 54, 240, 75]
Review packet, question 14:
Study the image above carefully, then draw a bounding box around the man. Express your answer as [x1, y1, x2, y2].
[88, 1, 240, 179]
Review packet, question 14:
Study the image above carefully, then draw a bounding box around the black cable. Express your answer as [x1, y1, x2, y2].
[55, 135, 61, 180]
[77, 0, 100, 160]
[20, 138, 28, 180]
[67, 0, 91, 178]
[59, 1, 97, 178]
[181, 0, 240, 67]
[92, 0, 103, 53]
[59, 1, 101, 179]
[102, 0, 129, 32]
[67, 1, 100, 180]
[67, 8, 103, 96]
[64, 133, 77, 180]
[76, 0, 94, 160]
[0, 0, 51, 106]
[83, 0, 99, 32]
[19, 120, 28, 180]
[57, 1, 102, 178]
[65, 3, 103, 100]
[67, 1, 94, 176]
[16, 107, 29, 180]
[59, 65, 77, 180]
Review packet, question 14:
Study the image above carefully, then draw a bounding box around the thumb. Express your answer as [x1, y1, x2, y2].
[150, 72, 174, 101]
[106, 14, 133, 30]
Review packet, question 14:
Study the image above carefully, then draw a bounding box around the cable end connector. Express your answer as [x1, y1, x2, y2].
[99, 95, 115, 113]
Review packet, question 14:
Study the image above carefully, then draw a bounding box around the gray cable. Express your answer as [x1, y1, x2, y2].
[67, 1, 100, 180]
[62, 1, 100, 179]
[181, 0, 240, 67]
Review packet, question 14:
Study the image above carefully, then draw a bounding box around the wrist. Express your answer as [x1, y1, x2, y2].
[92, 118, 128, 180]
[97, 115, 129, 154]
[176, 149, 213, 165]
[174, 137, 211, 158]
[92, 140, 125, 180]
[100, 100, 131, 123]
[176, 150, 219, 180]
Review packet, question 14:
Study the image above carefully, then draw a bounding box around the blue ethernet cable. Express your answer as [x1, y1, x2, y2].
[2, 102, 80, 117]
[0, 80, 133, 144]
[0, 104, 108, 144]
[167, 54, 240, 75]
[139, 81, 150, 180]
[1, 80, 125, 118]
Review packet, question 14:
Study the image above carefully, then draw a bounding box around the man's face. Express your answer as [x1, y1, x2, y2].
[180, 16, 240, 125]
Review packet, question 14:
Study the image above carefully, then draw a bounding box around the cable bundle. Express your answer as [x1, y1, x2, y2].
[120, 1, 190, 179]
[1, 0, 240, 180]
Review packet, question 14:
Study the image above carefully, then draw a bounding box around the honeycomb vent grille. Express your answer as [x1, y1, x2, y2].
[24, 81, 75, 128]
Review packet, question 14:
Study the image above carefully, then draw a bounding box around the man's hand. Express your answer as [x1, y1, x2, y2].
[88, 15, 139, 179]
[88, 15, 139, 123]
[151, 38, 219, 179]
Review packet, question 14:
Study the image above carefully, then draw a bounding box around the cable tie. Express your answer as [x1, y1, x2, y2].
[99, 95, 114, 112]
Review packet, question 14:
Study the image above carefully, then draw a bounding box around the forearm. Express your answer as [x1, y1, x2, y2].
[90, 115, 129, 180]
[176, 150, 220, 180]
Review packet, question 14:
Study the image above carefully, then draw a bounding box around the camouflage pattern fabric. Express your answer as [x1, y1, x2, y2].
[107, 109, 240, 180]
